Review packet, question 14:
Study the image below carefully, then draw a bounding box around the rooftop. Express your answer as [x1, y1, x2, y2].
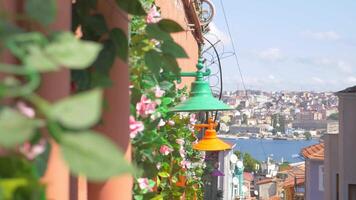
[301, 143, 324, 161]
[256, 178, 273, 185]
[282, 163, 305, 188]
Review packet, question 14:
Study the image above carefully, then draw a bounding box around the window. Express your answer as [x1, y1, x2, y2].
[319, 165, 324, 191]
[349, 184, 356, 200]
[336, 173, 339, 200]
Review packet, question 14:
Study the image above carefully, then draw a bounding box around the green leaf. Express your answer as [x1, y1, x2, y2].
[0, 178, 28, 199]
[45, 32, 102, 69]
[134, 195, 144, 200]
[110, 28, 128, 61]
[161, 40, 188, 58]
[25, 0, 56, 26]
[0, 20, 22, 42]
[144, 50, 162, 77]
[162, 54, 180, 75]
[5, 32, 48, 60]
[93, 40, 116, 74]
[151, 195, 163, 200]
[0, 108, 42, 148]
[82, 14, 108, 37]
[71, 70, 91, 91]
[115, 0, 146, 16]
[51, 89, 102, 130]
[159, 81, 174, 91]
[33, 142, 51, 177]
[90, 72, 113, 88]
[146, 24, 173, 41]
[24, 46, 59, 72]
[60, 131, 133, 181]
[162, 97, 173, 105]
[158, 19, 184, 33]
[158, 172, 170, 178]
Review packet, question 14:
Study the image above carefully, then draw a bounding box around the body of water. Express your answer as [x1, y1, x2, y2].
[223, 138, 319, 163]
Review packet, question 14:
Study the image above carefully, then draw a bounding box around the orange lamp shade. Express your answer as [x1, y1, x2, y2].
[193, 118, 232, 151]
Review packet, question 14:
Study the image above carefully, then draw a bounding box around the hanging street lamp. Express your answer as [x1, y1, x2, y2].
[193, 118, 231, 151]
[169, 58, 234, 151]
[170, 58, 233, 112]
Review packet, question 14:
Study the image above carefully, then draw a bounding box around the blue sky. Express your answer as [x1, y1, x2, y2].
[208, 0, 356, 92]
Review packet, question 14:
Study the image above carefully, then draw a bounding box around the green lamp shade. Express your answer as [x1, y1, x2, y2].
[171, 79, 233, 112]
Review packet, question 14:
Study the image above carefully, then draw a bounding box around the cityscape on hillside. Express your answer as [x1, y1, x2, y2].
[218, 90, 339, 140]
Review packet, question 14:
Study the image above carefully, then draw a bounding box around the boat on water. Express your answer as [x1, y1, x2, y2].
[292, 154, 301, 158]
[236, 136, 250, 139]
[273, 137, 288, 140]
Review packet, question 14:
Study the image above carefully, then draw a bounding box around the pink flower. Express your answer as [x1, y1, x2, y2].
[129, 84, 133, 96]
[16, 102, 35, 118]
[137, 178, 152, 191]
[190, 114, 197, 124]
[180, 160, 191, 169]
[129, 116, 144, 138]
[20, 139, 46, 160]
[154, 86, 165, 98]
[179, 147, 186, 158]
[167, 120, 175, 126]
[150, 112, 161, 121]
[159, 145, 173, 155]
[180, 95, 187, 102]
[176, 138, 185, 146]
[136, 95, 157, 118]
[146, 5, 161, 24]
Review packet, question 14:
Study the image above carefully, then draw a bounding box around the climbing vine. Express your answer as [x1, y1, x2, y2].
[0, 0, 206, 199]
[129, 1, 206, 200]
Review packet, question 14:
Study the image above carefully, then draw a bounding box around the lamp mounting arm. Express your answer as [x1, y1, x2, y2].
[194, 117, 217, 131]
[179, 58, 211, 82]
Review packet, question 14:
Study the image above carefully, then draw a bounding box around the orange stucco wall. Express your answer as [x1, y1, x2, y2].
[87, 1, 132, 200]
[155, 0, 200, 88]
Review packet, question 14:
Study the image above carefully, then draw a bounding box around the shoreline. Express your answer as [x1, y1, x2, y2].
[218, 134, 320, 141]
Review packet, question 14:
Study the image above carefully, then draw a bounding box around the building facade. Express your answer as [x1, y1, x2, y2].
[302, 143, 324, 200]
[324, 87, 356, 200]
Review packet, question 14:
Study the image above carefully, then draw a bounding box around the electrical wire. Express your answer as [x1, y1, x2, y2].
[217, 0, 271, 167]
[218, 0, 247, 95]
[259, 138, 267, 160]
[204, 36, 223, 123]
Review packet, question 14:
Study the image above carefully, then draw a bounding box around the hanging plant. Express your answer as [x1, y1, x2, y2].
[129, 1, 206, 199]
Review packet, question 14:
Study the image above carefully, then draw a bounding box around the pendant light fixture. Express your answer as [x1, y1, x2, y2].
[193, 118, 231, 151]
[170, 58, 233, 112]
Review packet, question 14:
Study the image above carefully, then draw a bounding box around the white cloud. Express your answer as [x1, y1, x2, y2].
[312, 77, 324, 84]
[336, 61, 353, 73]
[206, 22, 230, 45]
[301, 30, 341, 40]
[296, 57, 354, 73]
[258, 48, 283, 62]
[346, 76, 356, 84]
[268, 74, 275, 80]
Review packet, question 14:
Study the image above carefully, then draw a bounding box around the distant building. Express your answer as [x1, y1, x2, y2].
[325, 107, 338, 117]
[296, 112, 314, 121]
[256, 178, 277, 199]
[229, 125, 261, 134]
[296, 111, 325, 121]
[217, 143, 236, 200]
[279, 162, 305, 200]
[260, 157, 279, 178]
[292, 120, 328, 130]
[326, 121, 339, 134]
[243, 172, 254, 198]
[301, 143, 325, 200]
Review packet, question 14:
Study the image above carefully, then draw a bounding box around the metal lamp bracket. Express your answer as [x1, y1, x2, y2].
[177, 58, 211, 83]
